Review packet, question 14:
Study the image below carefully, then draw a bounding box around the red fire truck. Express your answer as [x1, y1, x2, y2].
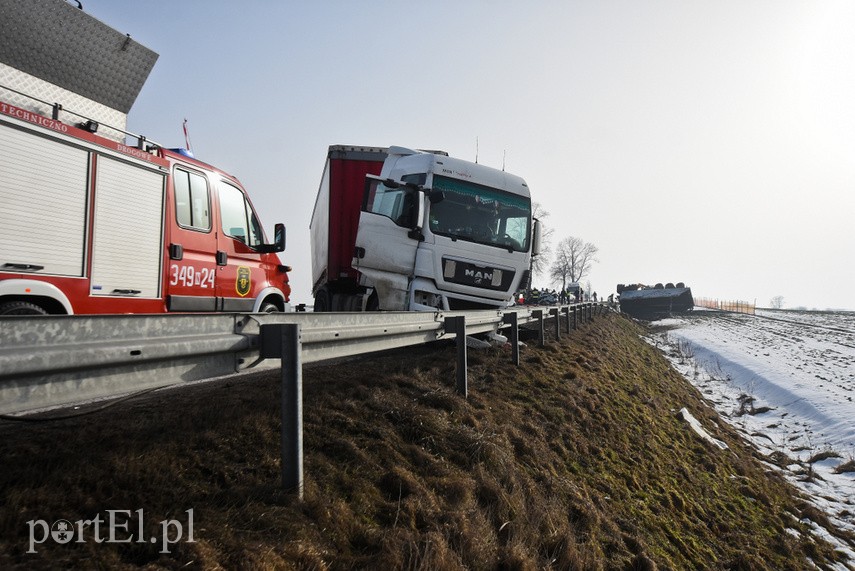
[0, 99, 291, 316]
[0, 0, 290, 315]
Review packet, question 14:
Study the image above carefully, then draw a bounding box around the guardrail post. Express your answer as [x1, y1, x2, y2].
[445, 316, 468, 397]
[532, 309, 545, 346]
[551, 307, 560, 340]
[260, 323, 303, 499]
[563, 306, 571, 334]
[502, 312, 520, 366]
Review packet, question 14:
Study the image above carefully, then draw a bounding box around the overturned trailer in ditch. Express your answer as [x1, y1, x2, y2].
[617, 283, 694, 320]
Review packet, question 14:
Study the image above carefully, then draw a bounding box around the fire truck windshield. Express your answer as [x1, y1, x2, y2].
[427, 175, 531, 253]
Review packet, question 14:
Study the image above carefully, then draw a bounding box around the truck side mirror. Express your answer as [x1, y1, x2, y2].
[407, 190, 426, 241]
[429, 190, 445, 204]
[531, 218, 542, 256]
[258, 223, 286, 253]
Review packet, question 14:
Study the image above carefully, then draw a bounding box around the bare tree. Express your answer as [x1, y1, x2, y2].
[549, 236, 599, 291]
[530, 202, 554, 280]
[769, 296, 785, 309]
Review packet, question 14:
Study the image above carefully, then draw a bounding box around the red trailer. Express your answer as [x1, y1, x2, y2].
[309, 146, 385, 311]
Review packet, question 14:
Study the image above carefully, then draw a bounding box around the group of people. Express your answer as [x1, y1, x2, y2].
[518, 287, 597, 305]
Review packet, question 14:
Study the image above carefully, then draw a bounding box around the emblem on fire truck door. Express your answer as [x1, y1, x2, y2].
[236, 266, 251, 296]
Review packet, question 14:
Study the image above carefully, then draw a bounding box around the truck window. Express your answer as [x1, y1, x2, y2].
[219, 181, 263, 247]
[174, 168, 211, 230]
[364, 180, 415, 227]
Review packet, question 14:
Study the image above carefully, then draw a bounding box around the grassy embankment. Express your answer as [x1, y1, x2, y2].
[1, 312, 852, 569]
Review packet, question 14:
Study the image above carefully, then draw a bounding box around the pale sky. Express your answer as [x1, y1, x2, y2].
[82, 0, 855, 310]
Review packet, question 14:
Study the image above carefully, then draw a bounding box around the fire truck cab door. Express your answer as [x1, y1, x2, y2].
[354, 176, 423, 310]
[215, 179, 266, 311]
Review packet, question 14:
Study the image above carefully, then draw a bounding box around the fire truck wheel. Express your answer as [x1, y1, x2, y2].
[0, 301, 48, 315]
[259, 302, 279, 313]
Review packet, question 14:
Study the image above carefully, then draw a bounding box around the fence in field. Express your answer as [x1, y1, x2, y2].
[694, 297, 756, 315]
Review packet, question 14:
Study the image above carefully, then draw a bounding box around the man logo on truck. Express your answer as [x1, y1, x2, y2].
[464, 268, 493, 284]
[236, 267, 251, 297]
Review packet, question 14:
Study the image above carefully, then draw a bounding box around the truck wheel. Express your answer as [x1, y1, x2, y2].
[366, 293, 380, 311]
[314, 288, 331, 312]
[0, 301, 48, 315]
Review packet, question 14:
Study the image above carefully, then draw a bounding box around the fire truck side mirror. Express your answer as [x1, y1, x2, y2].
[258, 223, 286, 253]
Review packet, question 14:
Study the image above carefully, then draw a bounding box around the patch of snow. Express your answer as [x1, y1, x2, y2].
[677, 407, 728, 449]
[466, 335, 492, 349]
[647, 309, 855, 563]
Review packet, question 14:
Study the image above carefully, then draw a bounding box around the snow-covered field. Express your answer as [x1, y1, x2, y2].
[648, 308, 855, 564]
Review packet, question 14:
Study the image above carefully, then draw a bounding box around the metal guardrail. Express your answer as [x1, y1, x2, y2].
[0, 303, 608, 416]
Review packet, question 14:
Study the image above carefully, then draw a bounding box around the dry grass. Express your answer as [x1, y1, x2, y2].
[835, 460, 855, 475]
[0, 313, 851, 570]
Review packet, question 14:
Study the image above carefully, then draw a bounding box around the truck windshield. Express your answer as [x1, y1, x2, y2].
[428, 175, 531, 253]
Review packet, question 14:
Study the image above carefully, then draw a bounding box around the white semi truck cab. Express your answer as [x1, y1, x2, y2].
[310, 145, 540, 312]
